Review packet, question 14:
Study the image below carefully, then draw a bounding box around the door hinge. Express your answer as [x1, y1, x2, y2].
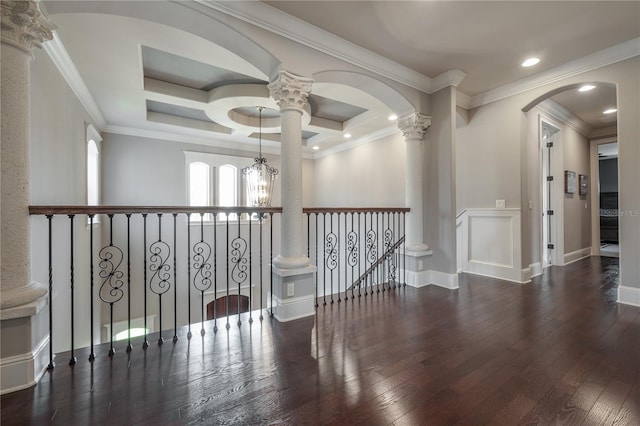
[546, 142, 554, 148]
[547, 210, 554, 215]
[547, 243, 555, 249]
[546, 176, 554, 181]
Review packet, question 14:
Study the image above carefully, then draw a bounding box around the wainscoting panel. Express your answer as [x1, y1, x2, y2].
[457, 209, 529, 283]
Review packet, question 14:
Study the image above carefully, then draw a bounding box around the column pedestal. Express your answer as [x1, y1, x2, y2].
[269, 265, 317, 322]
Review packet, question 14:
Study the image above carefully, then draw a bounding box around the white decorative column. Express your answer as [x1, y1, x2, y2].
[399, 113, 431, 253]
[267, 70, 316, 321]
[1, 0, 53, 394]
[398, 113, 435, 288]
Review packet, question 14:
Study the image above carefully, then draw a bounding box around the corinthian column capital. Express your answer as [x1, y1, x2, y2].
[1, 0, 54, 54]
[398, 113, 432, 140]
[268, 70, 313, 112]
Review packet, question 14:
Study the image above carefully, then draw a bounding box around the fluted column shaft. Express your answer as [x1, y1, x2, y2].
[398, 113, 431, 253]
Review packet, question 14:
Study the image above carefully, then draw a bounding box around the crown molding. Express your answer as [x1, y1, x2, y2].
[469, 37, 640, 109]
[536, 99, 592, 137]
[43, 32, 107, 130]
[456, 90, 472, 110]
[196, 0, 440, 93]
[313, 125, 399, 159]
[432, 70, 466, 93]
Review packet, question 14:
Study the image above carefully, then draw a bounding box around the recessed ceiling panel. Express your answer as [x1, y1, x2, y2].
[142, 46, 266, 91]
[147, 100, 213, 123]
[302, 130, 319, 140]
[309, 94, 367, 122]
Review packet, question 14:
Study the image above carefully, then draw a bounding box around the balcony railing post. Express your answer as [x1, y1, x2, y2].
[173, 213, 178, 343]
[142, 213, 149, 349]
[126, 214, 132, 352]
[186, 213, 192, 340]
[68, 214, 77, 365]
[47, 214, 54, 370]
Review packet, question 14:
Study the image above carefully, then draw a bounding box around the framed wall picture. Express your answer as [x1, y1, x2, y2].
[579, 174, 589, 195]
[565, 170, 576, 194]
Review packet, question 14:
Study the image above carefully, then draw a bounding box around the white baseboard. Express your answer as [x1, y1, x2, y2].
[268, 292, 315, 322]
[465, 260, 531, 284]
[530, 263, 543, 278]
[403, 269, 459, 289]
[429, 270, 459, 289]
[1, 336, 49, 395]
[618, 286, 640, 307]
[564, 247, 592, 265]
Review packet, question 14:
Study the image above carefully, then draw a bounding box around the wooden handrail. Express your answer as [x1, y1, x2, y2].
[303, 207, 409, 214]
[29, 206, 409, 215]
[349, 235, 406, 290]
[28, 205, 283, 215]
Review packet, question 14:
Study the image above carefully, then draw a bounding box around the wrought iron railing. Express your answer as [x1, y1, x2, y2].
[304, 208, 408, 305]
[29, 205, 280, 368]
[29, 205, 408, 369]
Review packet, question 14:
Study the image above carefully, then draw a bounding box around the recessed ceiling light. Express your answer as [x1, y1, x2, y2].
[578, 84, 596, 92]
[603, 108, 617, 114]
[344, 133, 352, 139]
[388, 114, 398, 121]
[521, 57, 540, 67]
[312, 146, 319, 150]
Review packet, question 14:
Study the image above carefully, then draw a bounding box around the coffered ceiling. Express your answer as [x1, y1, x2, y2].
[43, 1, 637, 154]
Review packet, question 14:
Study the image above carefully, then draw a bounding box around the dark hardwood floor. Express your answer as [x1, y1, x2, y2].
[2, 256, 639, 425]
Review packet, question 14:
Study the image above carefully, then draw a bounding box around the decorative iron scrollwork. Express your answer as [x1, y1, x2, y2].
[149, 240, 172, 295]
[193, 241, 212, 292]
[325, 232, 338, 270]
[98, 245, 125, 304]
[366, 229, 377, 264]
[230, 237, 248, 285]
[347, 230, 359, 268]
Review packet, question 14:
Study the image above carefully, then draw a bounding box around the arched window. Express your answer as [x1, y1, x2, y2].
[185, 152, 252, 221]
[86, 124, 102, 224]
[189, 162, 210, 206]
[87, 139, 99, 206]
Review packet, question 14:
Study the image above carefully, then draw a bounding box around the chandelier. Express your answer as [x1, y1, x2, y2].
[242, 107, 278, 207]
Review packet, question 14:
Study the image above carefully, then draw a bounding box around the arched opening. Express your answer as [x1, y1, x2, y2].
[522, 82, 618, 270]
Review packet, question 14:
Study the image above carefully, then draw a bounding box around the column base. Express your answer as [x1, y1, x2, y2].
[406, 243, 431, 253]
[1, 295, 50, 395]
[0, 281, 47, 312]
[272, 255, 310, 270]
[269, 264, 317, 322]
[401, 250, 460, 289]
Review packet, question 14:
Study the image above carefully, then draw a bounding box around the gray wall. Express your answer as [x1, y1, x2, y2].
[313, 132, 405, 207]
[563, 126, 591, 254]
[30, 49, 99, 352]
[424, 86, 457, 274]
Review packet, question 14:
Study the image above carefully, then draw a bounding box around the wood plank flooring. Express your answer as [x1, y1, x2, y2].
[2, 256, 639, 425]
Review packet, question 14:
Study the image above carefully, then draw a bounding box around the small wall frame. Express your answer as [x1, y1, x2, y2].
[579, 174, 589, 195]
[565, 170, 576, 194]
